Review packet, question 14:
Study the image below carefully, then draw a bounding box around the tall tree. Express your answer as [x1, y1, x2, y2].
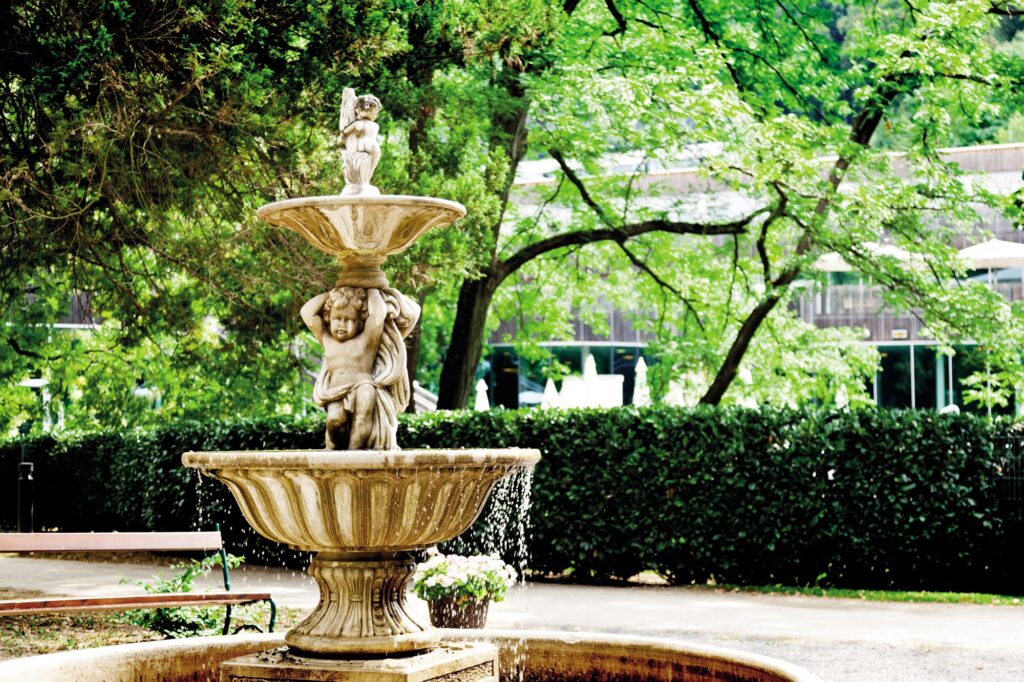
[436, 0, 1024, 408]
[0, 0, 557, 429]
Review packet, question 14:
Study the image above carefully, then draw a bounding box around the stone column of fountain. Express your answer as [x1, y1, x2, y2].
[182, 89, 539, 682]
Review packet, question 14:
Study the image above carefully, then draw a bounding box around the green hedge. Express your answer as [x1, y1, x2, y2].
[0, 417, 325, 567]
[2, 407, 1020, 592]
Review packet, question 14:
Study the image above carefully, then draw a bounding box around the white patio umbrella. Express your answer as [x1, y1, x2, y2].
[632, 357, 651, 407]
[812, 243, 916, 272]
[812, 251, 855, 272]
[958, 239, 1024, 269]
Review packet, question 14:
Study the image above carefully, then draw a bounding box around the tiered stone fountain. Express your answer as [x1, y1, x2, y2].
[0, 89, 821, 682]
[182, 89, 538, 681]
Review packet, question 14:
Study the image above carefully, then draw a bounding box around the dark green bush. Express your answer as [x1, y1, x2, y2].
[1, 407, 1019, 592]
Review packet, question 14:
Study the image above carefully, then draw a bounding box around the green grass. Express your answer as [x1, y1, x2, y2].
[536, 570, 1024, 606]
[709, 584, 1024, 606]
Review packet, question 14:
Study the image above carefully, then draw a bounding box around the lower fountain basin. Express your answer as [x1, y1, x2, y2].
[182, 449, 539, 553]
[182, 448, 539, 656]
[0, 631, 822, 682]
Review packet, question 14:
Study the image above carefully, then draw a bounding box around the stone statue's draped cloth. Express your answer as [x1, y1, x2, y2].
[312, 288, 417, 450]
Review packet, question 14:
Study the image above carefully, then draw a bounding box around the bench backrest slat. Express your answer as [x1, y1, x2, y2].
[0, 531, 222, 553]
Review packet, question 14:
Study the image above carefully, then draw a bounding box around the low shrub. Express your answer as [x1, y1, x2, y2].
[1, 407, 1019, 592]
[123, 553, 242, 638]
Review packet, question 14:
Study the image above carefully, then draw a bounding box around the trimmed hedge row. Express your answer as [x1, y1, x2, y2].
[2, 407, 1020, 592]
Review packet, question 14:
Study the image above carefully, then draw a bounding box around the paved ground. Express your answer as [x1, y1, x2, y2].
[1, 555, 1021, 681]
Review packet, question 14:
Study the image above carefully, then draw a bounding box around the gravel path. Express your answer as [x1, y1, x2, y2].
[1, 556, 1021, 681]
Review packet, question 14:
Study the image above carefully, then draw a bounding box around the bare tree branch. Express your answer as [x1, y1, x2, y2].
[774, 0, 829, 63]
[989, 1, 1024, 16]
[685, 0, 749, 96]
[549, 148, 614, 227]
[496, 214, 763, 285]
[603, 0, 628, 37]
[934, 72, 1024, 87]
[617, 242, 706, 332]
[7, 337, 58, 362]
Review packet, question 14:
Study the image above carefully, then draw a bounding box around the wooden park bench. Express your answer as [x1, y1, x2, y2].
[0, 528, 276, 635]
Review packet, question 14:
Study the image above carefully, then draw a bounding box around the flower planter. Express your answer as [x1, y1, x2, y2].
[427, 596, 490, 628]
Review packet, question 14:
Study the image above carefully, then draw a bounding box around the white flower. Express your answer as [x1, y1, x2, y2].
[414, 552, 516, 599]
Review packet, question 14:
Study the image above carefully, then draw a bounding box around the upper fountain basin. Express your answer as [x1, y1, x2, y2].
[181, 448, 539, 554]
[257, 195, 466, 259]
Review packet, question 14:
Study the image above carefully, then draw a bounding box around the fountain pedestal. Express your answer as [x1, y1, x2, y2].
[285, 553, 432, 655]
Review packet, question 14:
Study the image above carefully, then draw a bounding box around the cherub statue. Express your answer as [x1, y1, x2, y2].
[301, 286, 420, 450]
[339, 88, 382, 195]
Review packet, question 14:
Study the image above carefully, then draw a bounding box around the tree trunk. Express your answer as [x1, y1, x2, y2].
[437, 63, 529, 409]
[437, 276, 497, 409]
[698, 87, 895, 406]
[699, 293, 785, 405]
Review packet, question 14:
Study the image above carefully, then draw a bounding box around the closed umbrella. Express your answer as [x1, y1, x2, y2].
[633, 357, 651, 407]
[541, 378, 560, 409]
[474, 379, 490, 411]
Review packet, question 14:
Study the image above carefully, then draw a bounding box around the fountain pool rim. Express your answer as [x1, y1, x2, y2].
[0, 630, 823, 682]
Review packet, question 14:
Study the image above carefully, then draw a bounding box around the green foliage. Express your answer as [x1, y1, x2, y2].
[0, 0, 558, 425]
[645, 316, 879, 408]
[124, 553, 242, 638]
[404, 407, 1018, 592]
[962, 366, 1014, 414]
[0, 318, 318, 436]
[1, 407, 1020, 593]
[454, 0, 1024, 407]
[6, 1, 1024, 419]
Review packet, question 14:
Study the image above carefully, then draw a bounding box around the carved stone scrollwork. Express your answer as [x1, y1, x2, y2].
[285, 555, 435, 655]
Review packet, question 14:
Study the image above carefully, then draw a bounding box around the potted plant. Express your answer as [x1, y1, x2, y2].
[412, 551, 517, 628]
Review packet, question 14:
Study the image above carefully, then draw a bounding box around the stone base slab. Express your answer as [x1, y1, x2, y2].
[220, 642, 498, 682]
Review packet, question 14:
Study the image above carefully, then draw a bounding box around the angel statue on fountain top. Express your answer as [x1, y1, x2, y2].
[339, 88, 382, 196]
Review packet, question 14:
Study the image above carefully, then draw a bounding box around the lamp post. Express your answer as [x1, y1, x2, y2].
[16, 420, 33, 533]
[16, 377, 46, 533]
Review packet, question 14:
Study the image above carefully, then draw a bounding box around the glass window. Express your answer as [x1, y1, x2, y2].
[878, 345, 912, 408]
[516, 354, 547, 407]
[913, 345, 938, 410]
[550, 347, 582, 375]
[490, 348, 519, 409]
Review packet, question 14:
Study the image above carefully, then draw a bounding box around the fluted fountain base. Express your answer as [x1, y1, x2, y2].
[221, 642, 498, 682]
[285, 553, 435, 655]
